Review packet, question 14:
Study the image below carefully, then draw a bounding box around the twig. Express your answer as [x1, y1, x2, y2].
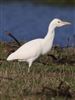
[0, 76, 13, 80]
[5, 32, 21, 46]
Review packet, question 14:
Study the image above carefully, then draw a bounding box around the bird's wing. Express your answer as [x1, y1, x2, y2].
[11, 39, 43, 60]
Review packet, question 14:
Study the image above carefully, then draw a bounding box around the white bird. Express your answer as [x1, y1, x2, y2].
[7, 18, 71, 72]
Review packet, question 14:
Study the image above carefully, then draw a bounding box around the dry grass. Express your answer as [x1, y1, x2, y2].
[0, 41, 75, 100]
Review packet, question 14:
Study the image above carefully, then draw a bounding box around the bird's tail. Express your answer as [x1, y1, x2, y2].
[7, 53, 16, 61]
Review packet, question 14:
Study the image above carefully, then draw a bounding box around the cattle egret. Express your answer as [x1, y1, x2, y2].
[7, 18, 71, 72]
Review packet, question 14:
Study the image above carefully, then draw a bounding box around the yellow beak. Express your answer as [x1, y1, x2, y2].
[62, 21, 71, 25]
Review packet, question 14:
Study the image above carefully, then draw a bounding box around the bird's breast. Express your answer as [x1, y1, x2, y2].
[42, 44, 52, 55]
[41, 39, 54, 55]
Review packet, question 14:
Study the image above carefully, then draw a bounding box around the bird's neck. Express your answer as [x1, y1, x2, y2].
[44, 24, 55, 42]
[42, 24, 55, 54]
[41, 24, 56, 55]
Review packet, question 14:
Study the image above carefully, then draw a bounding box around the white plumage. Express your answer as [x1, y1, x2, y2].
[7, 18, 70, 72]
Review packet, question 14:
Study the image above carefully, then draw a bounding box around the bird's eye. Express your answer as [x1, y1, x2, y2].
[58, 21, 60, 23]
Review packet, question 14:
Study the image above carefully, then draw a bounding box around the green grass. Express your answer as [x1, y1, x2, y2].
[0, 41, 75, 100]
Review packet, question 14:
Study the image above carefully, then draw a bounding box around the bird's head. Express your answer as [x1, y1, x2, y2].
[50, 18, 71, 28]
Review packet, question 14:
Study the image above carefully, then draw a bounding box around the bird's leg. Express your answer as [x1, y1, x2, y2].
[17, 62, 21, 71]
[28, 67, 30, 73]
[28, 61, 32, 73]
